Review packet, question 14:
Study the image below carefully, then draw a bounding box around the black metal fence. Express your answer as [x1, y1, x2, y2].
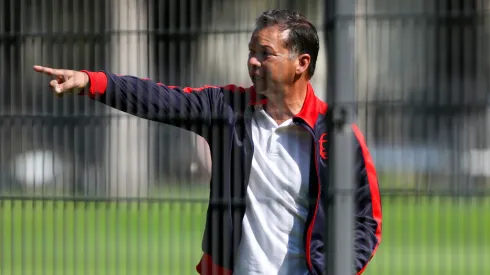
[0, 0, 489, 274]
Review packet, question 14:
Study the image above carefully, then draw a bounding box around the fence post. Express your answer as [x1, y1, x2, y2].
[108, 0, 151, 197]
[325, 0, 357, 274]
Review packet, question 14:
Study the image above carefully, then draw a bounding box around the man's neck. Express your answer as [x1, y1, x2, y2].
[264, 82, 308, 125]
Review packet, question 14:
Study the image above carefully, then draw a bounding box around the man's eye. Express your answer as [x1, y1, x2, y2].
[248, 50, 269, 59]
[258, 51, 269, 57]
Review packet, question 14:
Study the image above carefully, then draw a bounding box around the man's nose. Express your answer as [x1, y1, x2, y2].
[248, 56, 261, 68]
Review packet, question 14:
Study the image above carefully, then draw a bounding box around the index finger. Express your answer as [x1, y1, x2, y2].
[33, 65, 71, 77]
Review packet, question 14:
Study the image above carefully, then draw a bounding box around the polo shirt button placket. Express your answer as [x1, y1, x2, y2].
[269, 129, 280, 155]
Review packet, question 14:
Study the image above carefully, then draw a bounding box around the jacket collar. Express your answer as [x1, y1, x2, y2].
[247, 82, 328, 129]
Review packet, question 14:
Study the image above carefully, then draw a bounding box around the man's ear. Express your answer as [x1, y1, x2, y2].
[296, 54, 311, 75]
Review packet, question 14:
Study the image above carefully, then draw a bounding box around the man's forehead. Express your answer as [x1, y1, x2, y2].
[249, 26, 288, 47]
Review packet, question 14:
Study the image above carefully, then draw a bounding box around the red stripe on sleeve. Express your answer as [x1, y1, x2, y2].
[167, 84, 248, 93]
[167, 85, 215, 93]
[351, 124, 382, 275]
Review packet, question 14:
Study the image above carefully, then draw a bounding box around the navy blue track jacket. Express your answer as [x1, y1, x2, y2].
[81, 70, 382, 275]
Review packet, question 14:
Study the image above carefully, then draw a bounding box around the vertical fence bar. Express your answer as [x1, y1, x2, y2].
[108, 0, 151, 199]
[325, 0, 357, 274]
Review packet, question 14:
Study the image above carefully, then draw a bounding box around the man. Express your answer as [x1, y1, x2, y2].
[34, 9, 381, 275]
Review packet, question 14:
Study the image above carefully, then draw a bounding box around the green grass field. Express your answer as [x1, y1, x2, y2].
[1, 189, 489, 275]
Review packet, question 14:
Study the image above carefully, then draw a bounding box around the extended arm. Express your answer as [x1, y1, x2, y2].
[82, 70, 224, 131]
[33, 65, 247, 134]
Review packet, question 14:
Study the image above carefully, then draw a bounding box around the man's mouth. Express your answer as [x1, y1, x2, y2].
[251, 75, 264, 82]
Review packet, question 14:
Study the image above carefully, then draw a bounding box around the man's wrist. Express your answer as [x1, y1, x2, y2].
[80, 70, 108, 95]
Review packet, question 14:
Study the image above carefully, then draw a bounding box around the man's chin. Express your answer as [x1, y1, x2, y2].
[252, 84, 267, 94]
[255, 89, 267, 95]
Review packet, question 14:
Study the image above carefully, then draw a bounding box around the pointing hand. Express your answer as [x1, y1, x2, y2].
[33, 65, 90, 96]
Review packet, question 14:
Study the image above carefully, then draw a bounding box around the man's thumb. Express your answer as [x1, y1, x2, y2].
[49, 79, 63, 94]
[59, 75, 87, 93]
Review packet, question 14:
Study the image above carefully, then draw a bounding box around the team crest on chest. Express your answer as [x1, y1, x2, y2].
[318, 132, 328, 160]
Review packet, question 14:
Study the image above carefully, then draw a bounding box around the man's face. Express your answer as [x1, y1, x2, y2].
[247, 25, 297, 96]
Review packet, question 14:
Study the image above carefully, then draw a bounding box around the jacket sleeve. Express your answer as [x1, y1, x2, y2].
[351, 124, 382, 275]
[80, 70, 233, 134]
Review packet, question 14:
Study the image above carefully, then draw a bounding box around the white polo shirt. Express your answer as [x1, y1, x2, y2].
[234, 105, 312, 275]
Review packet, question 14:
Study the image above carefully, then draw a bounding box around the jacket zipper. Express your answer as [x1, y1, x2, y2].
[294, 120, 321, 274]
